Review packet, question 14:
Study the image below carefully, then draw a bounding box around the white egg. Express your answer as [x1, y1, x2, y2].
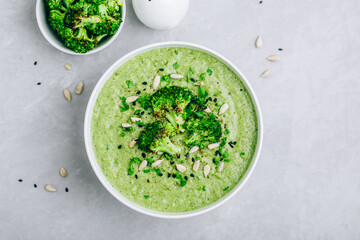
[132, 0, 190, 30]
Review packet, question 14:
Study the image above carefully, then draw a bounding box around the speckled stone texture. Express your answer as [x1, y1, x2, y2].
[1, 0, 360, 239]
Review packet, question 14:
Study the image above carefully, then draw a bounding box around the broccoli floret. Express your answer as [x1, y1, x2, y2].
[183, 113, 222, 148]
[48, 10, 66, 32]
[63, 28, 95, 53]
[150, 86, 193, 132]
[47, 0, 63, 10]
[138, 121, 181, 155]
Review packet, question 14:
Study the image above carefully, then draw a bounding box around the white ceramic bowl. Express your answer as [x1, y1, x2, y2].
[84, 42, 263, 218]
[36, 0, 126, 55]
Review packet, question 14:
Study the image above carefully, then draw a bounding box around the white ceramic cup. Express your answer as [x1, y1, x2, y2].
[84, 42, 263, 218]
[35, 0, 126, 55]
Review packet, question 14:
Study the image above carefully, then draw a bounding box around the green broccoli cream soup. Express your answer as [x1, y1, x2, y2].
[91, 47, 258, 212]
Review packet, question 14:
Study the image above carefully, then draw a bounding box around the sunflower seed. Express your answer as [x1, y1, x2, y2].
[152, 159, 163, 168]
[189, 146, 199, 154]
[125, 96, 138, 103]
[129, 139, 138, 148]
[139, 160, 148, 171]
[208, 143, 220, 149]
[219, 103, 229, 115]
[266, 55, 280, 62]
[59, 167, 67, 177]
[176, 164, 186, 173]
[217, 162, 224, 172]
[204, 165, 210, 177]
[194, 81, 204, 86]
[255, 36, 263, 48]
[204, 107, 211, 113]
[122, 123, 131, 128]
[157, 151, 164, 155]
[44, 184, 56, 192]
[64, 63, 72, 71]
[153, 75, 160, 89]
[260, 69, 271, 78]
[131, 117, 141, 122]
[75, 81, 84, 95]
[64, 89, 71, 102]
[170, 74, 184, 79]
[193, 160, 200, 171]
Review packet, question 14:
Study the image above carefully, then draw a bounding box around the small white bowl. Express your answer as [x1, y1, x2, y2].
[84, 42, 263, 218]
[35, 0, 126, 55]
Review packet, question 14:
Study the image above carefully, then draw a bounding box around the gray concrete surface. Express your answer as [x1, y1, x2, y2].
[1, 0, 360, 239]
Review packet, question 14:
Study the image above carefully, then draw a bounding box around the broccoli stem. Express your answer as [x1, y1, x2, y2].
[165, 111, 185, 133]
[150, 137, 181, 155]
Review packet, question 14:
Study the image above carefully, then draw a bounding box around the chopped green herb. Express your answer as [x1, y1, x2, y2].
[173, 61, 179, 70]
[176, 172, 182, 179]
[120, 97, 130, 112]
[223, 186, 230, 191]
[199, 85, 208, 99]
[143, 169, 151, 173]
[240, 152, 245, 156]
[180, 160, 184, 164]
[128, 157, 142, 176]
[153, 168, 162, 176]
[137, 94, 151, 110]
[207, 68, 213, 76]
[106, 144, 109, 150]
[223, 149, 229, 158]
[146, 158, 154, 164]
[224, 129, 230, 135]
[160, 74, 171, 83]
[114, 159, 119, 164]
[202, 185, 206, 191]
[120, 132, 126, 137]
[214, 91, 222, 96]
[125, 80, 134, 88]
[163, 153, 173, 160]
[199, 73, 206, 81]
[134, 109, 141, 115]
[224, 159, 231, 162]
[180, 178, 187, 187]
[144, 195, 150, 199]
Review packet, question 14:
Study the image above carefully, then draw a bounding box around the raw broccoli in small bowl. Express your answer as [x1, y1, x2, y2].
[45, 0, 123, 53]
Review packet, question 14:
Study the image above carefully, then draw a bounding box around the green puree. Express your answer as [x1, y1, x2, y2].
[91, 47, 258, 212]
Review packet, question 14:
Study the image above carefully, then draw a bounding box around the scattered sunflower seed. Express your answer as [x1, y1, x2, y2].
[194, 81, 204, 86]
[63, 89, 71, 102]
[64, 63, 72, 71]
[44, 184, 56, 192]
[129, 139, 138, 148]
[260, 69, 271, 78]
[153, 75, 160, 89]
[255, 36, 263, 48]
[266, 55, 280, 62]
[139, 160, 148, 171]
[131, 117, 141, 122]
[122, 123, 131, 128]
[217, 162, 224, 172]
[189, 146, 199, 154]
[204, 165, 211, 177]
[219, 103, 229, 115]
[204, 107, 211, 113]
[59, 167, 67, 177]
[152, 159, 163, 168]
[125, 96, 139, 103]
[208, 143, 220, 149]
[176, 164, 186, 173]
[157, 151, 164, 155]
[170, 74, 184, 79]
[75, 81, 84, 95]
[193, 160, 200, 172]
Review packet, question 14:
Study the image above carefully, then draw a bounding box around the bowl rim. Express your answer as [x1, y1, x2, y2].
[84, 41, 263, 219]
[35, 0, 126, 55]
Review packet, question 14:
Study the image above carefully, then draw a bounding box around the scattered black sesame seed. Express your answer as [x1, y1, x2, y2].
[147, 179, 150, 183]
[228, 142, 234, 148]
[138, 124, 143, 127]
[192, 157, 195, 162]
[142, 153, 146, 158]
[259, 0, 263, 3]
[209, 97, 213, 101]
[240, 89, 243, 91]
[214, 98, 218, 103]
[278, 48, 283, 51]
[168, 173, 171, 178]
[176, 154, 181, 158]
[132, 102, 136, 106]
[135, 174, 138, 179]
[136, 91, 141, 94]
[37, 82, 41, 85]
[159, 68, 164, 71]
[18, 179, 22, 182]
[185, 153, 189, 158]
[170, 161, 175, 165]
[233, 141, 237, 145]
[118, 145, 122, 149]
[172, 173, 176, 178]
[143, 88, 146, 91]
[140, 111, 145, 115]
[34, 184, 37, 188]
[190, 174, 195, 177]
[34, 61, 37, 65]
[205, 99, 209, 103]
[184, 176, 188, 180]
[142, 82, 148, 85]
[190, 78, 195, 82]
[159, 173, 163, 177]
[213, 158, 216, 163]
[65, 187, 69, 192]
[220, 158, 224, 161]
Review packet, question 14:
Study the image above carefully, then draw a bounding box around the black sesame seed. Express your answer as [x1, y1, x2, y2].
[168, 173, 171, 178]
[136, 91, 141, 94]
[228, 142, 234, 148]
[142, 153, 146, 158]
[185, 153, 189, 158]
[278, 48, 283, 51]
[132, 102, 136, 106]
[205, 99, 209, 103]
[240, 89, 243, 91]
[147, 179, 150, 183]
[159, 173, 163, 177]
[118, 145, 122, 149]
[192, 157, 195, 162]
[138, 124, 143, 127]
[233, 141, 237, 145]
[18, 179, 22, 182]
[213, 158, 216, 163]
[140, 111, 144, 115]
[184, 176, 188, 180]
[215, 150, 220, 156]
[142, 82, 148, 85]
[37, 82, 41, 85]
[34, 184, 37, 188]
[159, 68, 164, 71]
[190, 174, 195, 177]
[190, 78, 195, 82]
[259, 0, 263, 3]
[65, 187, 69, 192]
[170, 161, 175, 165]
[214, 98, 218, 102]
[209, 97, 213, 101]
[172, 173, 176, 178]
[176, 154, 181, 158]
[34, 61, 37, 65]
[135, 174, 138, 179]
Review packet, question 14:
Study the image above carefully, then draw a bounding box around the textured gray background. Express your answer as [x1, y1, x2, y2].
[1, 0, 360, 239]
